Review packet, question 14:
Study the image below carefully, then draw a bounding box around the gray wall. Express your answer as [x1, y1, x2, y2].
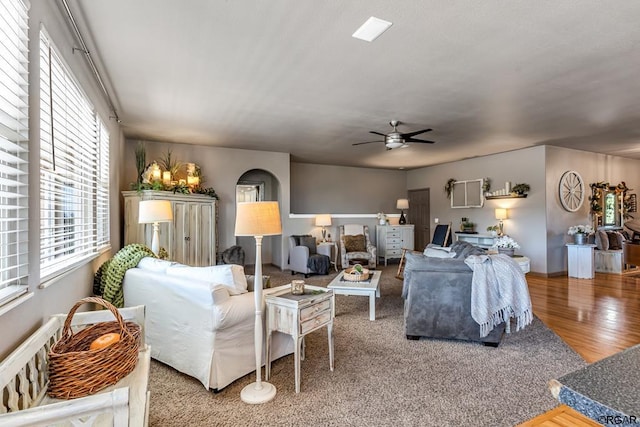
[1, 1, 124, 359]
[408, 146, 548, 273]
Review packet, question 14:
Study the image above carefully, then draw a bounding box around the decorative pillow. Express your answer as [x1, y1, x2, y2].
[595, 230, 609, 251]
[291, 234, 311, 246]
[344, 234, 366, 252]
[607, 231, 623, 250]
[300, 236, 317, 255]
[426, 243, 453, 252]
[423, 247, 457, 258]
[166, 264, 248, 295]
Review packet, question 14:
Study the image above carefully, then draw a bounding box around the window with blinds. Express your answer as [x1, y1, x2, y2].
[39, 28, 110, 281]
[0, 0, 29, 305]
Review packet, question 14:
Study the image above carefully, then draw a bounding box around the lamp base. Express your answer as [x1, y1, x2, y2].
[399, 211, 407, 225]
[240, 381, 276, 404]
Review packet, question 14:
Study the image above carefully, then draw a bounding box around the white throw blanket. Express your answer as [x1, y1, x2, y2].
[464, 254, 533, 337]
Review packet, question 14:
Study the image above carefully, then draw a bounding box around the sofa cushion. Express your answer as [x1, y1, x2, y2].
[300, 236, 317, 254]
[344, 234, 366, 252]
[136, 257, 179, 273]
[405, 251, 471, 273]
[291, 234, 311, 246]
[166, 264, 248, 295]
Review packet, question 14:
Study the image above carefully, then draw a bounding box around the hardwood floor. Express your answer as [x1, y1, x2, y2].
[518, 272, 640, 426]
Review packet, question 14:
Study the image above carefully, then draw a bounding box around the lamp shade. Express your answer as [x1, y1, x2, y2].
[396, 198, 409, 210]
[138, 200, 173, 224]
[495, 208, 508, 220]
[315, 214, 332, 227]
[235, 201, 282, 237]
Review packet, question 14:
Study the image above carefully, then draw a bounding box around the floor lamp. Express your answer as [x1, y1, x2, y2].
[138, 200, 173, 255]
[235, 201, 282, 404]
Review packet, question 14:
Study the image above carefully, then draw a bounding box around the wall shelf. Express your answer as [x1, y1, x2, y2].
[485, 194, 528, 200]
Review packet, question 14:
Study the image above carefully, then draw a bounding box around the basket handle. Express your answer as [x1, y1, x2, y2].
[60, 297, 134, 342]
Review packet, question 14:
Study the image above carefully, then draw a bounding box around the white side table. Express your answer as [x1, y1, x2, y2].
[265, 284, 334, 393]
[317, 241, 338, 272]
[566, 244, 596, 279]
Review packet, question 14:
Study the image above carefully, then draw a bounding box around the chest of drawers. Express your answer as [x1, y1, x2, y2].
[376, 225, 415, 265]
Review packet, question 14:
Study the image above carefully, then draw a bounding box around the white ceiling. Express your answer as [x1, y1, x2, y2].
[69, 0, 640, 169]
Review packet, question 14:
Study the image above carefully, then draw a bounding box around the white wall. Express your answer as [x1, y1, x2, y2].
[1, 0, 124, 359]
[407, 146, 548, 273]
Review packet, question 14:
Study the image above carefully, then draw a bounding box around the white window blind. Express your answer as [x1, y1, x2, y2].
[39, 28, 110, 281]
[0, 0, 29, 304]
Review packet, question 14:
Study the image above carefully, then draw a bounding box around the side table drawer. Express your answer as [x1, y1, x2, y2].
[300, 299, 331, 321]
[300, 309, 331, 335]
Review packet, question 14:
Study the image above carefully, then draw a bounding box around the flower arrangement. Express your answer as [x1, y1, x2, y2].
[492, 236, 520, 249]
[377, 212, 387, 224]
[567, 224, 594, 235]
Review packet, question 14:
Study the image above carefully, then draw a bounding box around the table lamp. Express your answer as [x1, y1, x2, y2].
[315, 214, 332, 242]
[138, 200, 173, 255]
[235, 201, 282, 404]
[397, 199, 409, 224]
[495, 208, 508, 236]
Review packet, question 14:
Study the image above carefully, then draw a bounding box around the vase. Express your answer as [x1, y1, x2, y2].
[498, 247, 515, 256]
[574, 233, 586, 245]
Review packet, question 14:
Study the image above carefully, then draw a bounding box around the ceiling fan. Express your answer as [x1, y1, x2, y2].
[352, 120, 435, 150]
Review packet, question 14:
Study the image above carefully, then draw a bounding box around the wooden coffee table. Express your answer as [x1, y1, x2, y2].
[327, 270, 381, 320]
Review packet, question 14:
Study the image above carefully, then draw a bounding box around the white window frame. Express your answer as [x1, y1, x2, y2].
[0, 0, 30, 306]
[39, 27, 110, 283]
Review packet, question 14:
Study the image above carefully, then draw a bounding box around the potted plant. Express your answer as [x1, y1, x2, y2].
[462, 220, 475, 233]
[486, 225, 499, 237]
[492, 236, 520, 256]
[511, 183, 530, 196]
[445, 178, 456, 199]
[567, 224, 594, 245]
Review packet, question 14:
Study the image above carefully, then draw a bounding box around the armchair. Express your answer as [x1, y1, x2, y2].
[288, 236, 330, 277]
[339, 224, 376, 269]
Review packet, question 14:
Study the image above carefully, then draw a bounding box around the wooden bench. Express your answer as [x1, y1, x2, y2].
[0, 305, 150, 427]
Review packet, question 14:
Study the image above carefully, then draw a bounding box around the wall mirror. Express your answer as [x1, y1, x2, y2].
[236, 181, 264, 203]
[451, 179, 484, 208]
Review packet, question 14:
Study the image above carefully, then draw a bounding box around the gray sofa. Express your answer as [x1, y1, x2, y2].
[402, 241, 506, 346]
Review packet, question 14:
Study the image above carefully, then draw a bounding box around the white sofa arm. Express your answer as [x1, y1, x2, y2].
[290, 245, 310, 273]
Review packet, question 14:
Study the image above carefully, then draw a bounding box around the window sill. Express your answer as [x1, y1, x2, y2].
[0, 288, 33, 316]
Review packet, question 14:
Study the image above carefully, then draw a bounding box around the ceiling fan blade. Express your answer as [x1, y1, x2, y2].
[369, 131, 386, 136]
[402, 128, 432, 138]
[404, 137, 435, 144]
[352, 140, 384, 146]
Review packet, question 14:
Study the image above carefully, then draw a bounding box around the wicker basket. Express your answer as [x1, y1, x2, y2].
[343, 266, 370, 281]
[47, 297, 141, 399]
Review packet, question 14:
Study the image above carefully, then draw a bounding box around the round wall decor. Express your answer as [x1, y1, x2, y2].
[559, 170, 585, 212]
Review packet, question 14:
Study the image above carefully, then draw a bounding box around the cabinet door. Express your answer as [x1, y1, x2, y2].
[188, 202, 215, 266]
[172, 201, 189, 265]
[401, 226, 415, 251]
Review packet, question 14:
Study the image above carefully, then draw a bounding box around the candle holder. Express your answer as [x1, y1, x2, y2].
[291, 280, 305, 295]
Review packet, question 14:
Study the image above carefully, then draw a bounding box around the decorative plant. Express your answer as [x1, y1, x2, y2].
[512, 183, 530, 195]
[134, 142, 146, 184]
[158, 149, 182, 180]
[492, 236, 520, 249]
[486, 225, 499, 232]
[482, 177, 491, 193]
[567, 224, 594, 235]
[445, 178, 456, 199]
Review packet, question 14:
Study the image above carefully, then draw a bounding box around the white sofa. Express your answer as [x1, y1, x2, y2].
[123, 258, 293, 391]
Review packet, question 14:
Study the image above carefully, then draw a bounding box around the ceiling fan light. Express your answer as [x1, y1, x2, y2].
[386, 141, 404, 149]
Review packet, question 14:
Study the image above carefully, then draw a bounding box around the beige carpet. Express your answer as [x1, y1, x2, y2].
[147, 265, 585, 426]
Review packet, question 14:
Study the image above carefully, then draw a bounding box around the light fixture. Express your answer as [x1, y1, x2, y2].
[235, 201, 282, 404]
[495, 208, 508, 236]
[138, 200, 173, 255]
[397, 199, 409, 225]
[315, 214, 332, 242]
[352, 16, 393, 42]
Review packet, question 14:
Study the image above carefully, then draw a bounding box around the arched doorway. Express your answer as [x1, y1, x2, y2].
[235, 169, 281, 270]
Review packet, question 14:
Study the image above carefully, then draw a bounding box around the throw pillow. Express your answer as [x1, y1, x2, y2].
[300, 236, 317, 254]
[607, 231, 623, 250]
[595, 230, 609, 251]
[291, 234, 311, 246]
[344, 234, 366, 252]
[166, 264, 248, 295]
[423, 247, 457, 258]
